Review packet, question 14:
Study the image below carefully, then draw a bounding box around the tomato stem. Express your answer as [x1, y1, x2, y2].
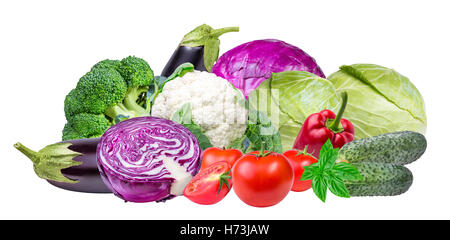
[259, 141, 265, 156]
[255, 141, 271, 158]
[296, 145, 316, 158]
[217, 170, 232, 194]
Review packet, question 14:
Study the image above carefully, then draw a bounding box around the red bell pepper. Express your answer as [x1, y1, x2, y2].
[293, 92, 354, 158]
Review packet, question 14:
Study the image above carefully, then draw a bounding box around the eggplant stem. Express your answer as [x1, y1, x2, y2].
[14, 142, 40, 164]
[211, 27, 239, 38]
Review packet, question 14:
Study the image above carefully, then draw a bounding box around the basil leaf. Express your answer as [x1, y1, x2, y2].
[332, 162, 363, 181]
[300, 164, 315, 181]
[312, 175, 328, 202]
[327, 171, 351, 198]
[306, 140, 361, 202]
[318, 139, 334, 171]
[325, 147, 339, 170]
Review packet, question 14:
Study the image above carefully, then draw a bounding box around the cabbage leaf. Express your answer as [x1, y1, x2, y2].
[249, 71, 341, 151]
[328, 64, 426, 139]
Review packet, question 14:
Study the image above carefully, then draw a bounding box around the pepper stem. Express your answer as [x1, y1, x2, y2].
[301, 145, 309, 155]
[329, 91, 348, 131]
[14, 142, 40, 164]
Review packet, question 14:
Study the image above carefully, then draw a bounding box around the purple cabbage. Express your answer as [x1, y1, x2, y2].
[212, 39, 325, 98]
[97, 117, 201, 203]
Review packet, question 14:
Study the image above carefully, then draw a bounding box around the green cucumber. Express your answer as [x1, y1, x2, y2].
[345, 163, 413, 197]
[338, 131, 426, 165]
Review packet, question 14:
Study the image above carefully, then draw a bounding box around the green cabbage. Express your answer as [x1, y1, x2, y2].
[328, 64, 426, 139]
[248, 71, 341, 151]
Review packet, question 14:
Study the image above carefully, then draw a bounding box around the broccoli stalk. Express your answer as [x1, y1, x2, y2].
[123, 86, 151, 116]
[104, 88, 149, 124]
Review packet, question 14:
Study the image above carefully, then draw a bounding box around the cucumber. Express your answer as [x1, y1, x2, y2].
[338, 131, 426, 165]
[345, 163, 413, 197]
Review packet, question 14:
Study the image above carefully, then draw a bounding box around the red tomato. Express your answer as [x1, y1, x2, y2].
[232, 151, 294, 207]
[183, 161, 232, 205]
[283, 150, 318, 192]
[201, 147, 242, 170]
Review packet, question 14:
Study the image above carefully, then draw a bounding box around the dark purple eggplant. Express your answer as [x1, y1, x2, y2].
[161, 46, 206, 77]
[14, 138, 111, 193]
[161, 24, 238, 77]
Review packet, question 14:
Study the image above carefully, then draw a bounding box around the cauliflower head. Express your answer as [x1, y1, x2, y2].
[151, 71, 248, 148]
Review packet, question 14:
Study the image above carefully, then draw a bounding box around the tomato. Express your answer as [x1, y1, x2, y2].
[283, 149, 318, 192]
[183, 161, 232, 205]
[232, 151, 294, 207]
[200, 147, 242, 170]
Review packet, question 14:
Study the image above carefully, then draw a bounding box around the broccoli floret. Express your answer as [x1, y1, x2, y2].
[64, 89, 85, 119]
[62, 56, 154, 141]
[76, 68, 128, 115]
[118, 56, 154, 87]
[117, 56, 154, 116]
[62, 123, 81, 141]
[62, 114, 110, 140]
[71, 113, 111, 137]
[91, 59, 121, 71]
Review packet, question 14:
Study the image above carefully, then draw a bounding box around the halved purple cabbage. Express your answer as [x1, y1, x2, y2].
[97, 117, 201, 203]
[212, 39, 325, 98]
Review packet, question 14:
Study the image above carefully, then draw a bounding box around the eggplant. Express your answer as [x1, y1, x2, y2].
[161, 46, 206, 77]
[14, 138, 111, 193]
[161, 24, 238, 77]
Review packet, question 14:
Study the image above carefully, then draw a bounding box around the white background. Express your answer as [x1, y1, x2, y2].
[1, 0, 449, 220]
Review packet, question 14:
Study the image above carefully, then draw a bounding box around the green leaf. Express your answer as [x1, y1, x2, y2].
[228, 107, 283, 153]
[184, 124, 213, 150]
[327, 172, 351, 198]
[171, 103, 193, 124]
[300, 169, 313, 181]
[248, 71, 341, 152]
[312, 175, 328, 202]
[300, 163, 317, 181]
[114, 114, 130, 124]
[318, 140, 332, 170]
[14, 142, 82, 183]
[168, 62, 195, 80]
[332, 162, 363, 181]
[148, 63, 195, 112]
[302, 140, 361, 202]
[171, 103, 213, 150]
[318, 139, 339, 171]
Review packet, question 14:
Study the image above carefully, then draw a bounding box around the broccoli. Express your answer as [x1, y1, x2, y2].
[62, 113, 111, 140]
[63, 56, 154, 141]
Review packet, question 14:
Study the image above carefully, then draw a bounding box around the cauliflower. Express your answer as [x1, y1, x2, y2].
[151, 71, 248, 148]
